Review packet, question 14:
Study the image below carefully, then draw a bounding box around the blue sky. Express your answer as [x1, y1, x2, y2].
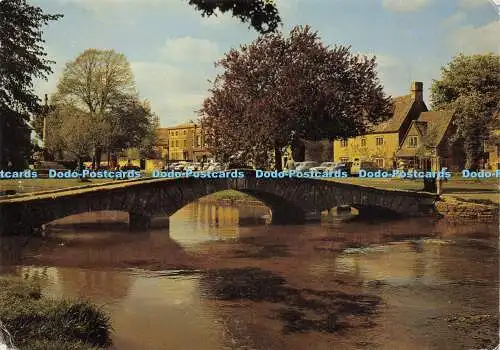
[32, 0, 499, 127]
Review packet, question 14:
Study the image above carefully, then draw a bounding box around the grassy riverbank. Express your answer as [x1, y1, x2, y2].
[0, 277, 111, 350]
[200, 189, 254, 201]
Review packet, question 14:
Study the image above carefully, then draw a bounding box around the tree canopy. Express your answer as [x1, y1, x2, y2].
[0, 0, 62, 168]
[38, 49, 157, 165]
[200, 25, 392, 169]
[431, 53, 500, 169]
[187, 0, 281, 34]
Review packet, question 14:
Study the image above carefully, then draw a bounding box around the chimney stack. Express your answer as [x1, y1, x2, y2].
[410, 81, 423, 102]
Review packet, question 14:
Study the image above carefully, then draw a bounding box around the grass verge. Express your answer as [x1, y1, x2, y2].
[0, 276, 111, 350]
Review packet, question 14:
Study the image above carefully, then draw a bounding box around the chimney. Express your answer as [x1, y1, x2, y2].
[410, 81, 423, 102]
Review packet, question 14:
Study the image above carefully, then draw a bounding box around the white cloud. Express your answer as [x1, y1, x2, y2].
[452, 21, 500, 54]
[162, 37, 220, 63]
[381, 0, 432, 12]
[130, 61, 213, 125]
[364, 53, 401, 67]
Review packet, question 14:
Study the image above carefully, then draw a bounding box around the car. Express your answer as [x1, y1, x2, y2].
[333, 162, 352, 175]
[310, 162, 337, 172]
[206, 162, 223, 171]
[295, 161, 320, 172]
[173, 162, 189, 171]
[185, 162, 201, 171]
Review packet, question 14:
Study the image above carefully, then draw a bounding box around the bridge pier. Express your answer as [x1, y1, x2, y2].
[129, 212, 151, 231]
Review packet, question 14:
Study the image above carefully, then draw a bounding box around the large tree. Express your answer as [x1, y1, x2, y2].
[200, 25, 391, 169]
[53, 49, 137, 166]
[0, 0, 62, 169]
[431, 53, 500, 170]
[187, 0, 280, 34]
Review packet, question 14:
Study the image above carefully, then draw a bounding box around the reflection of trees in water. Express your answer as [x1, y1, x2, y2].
[0, 237, 26, 266]
[198, 267, 381, 349]
[56, 268, 132, 301]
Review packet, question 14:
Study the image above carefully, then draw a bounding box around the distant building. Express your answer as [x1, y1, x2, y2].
[156, 122, 210, 162]
[484, 128, 500, 170]
[396, 110, 464, 171]
[333, 81, 428, 168]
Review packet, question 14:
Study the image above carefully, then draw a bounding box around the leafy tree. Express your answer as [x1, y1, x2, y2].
[53, 49, 137, 167]
[431, 53, 500, 170]
[187, 0, 281, 34]
[0, 0, 62, 169]
[200, 25, 391, 170]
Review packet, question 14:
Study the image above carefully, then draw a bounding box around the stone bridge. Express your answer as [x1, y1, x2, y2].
[0, 171, 439, 235]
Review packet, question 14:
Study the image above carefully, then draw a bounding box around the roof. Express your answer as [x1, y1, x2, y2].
[165, 122, 199, 130]
[156, 128, 169, 144]
[417, 110, 455, 146]
[370, 94, 415, 133]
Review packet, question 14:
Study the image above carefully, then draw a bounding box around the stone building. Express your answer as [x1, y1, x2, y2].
[156, 122, 210, 162]
[333, 81, 428, 168]
[395, 110, 464, 171]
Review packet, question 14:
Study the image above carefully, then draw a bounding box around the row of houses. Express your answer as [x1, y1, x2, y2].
[146, 81, 498, 171]
[333, 81, 498, 171]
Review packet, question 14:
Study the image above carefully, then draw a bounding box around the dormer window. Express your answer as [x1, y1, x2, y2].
[409, 136, 418, 148]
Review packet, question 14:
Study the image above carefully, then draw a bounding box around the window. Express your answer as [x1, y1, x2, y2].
[175, 140, 179, 147]
[196, 136, 201, 147]
[170, 141, 174, 147]
[376, 137, 384, 146]
[340, 157, 349, 163]
[184, 130, 187, 135]
[408, 136, 418, 148]
[361, 138, 366, 147]
[340, 139, 348, 147]
[375, 158, 384, 168]
[175, 131, 178, 136]
[183, 140, 187, 147]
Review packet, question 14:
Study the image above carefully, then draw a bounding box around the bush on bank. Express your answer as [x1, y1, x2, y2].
[0, 277, 111, 349]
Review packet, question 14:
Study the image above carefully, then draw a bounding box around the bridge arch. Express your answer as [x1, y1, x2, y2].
[0, 173, 438, 235]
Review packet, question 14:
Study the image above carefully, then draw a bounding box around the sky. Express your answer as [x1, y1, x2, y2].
[32, 0, 499, 127]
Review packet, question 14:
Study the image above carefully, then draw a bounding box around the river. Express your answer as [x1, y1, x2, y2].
[0, 202, 498, 350]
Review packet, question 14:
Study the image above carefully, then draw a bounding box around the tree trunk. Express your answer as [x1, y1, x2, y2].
[107, 148, 111, 167]
[291, 138, 305, 162]
[94, 147, 102, 169]
[274, 146, 283, 171]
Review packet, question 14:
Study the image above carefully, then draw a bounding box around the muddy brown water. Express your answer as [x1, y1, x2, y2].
[0, 202, 498, 350]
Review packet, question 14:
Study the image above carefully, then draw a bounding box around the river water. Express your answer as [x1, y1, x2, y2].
[0, 202, 498, 350]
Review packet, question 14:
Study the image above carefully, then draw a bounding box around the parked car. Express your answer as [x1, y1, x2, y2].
[333, 162, 352, 175]
[173, 162, 189, 171]
[185, 162, 201, 171]
[350, 159, 380, 176]
[206, 162, 224, 171]
[295, 161, 320, 172]
[310, 162, 337, 172]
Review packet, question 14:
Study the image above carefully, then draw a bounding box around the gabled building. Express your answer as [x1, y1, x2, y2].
[333, 81, 428, 169]
[396, 110, 464, 171]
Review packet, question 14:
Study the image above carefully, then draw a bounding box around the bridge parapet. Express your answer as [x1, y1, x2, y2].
[0, 175, 438, 236]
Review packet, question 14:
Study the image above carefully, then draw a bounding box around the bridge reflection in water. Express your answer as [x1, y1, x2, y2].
[0, 201, 497, 350]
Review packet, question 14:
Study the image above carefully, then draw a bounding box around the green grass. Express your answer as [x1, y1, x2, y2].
[0, 179, 113, 194]
[201, 189, 254, 201]
[0, 277, 111, 349]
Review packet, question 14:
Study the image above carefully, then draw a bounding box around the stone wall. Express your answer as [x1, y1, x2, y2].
[434, 197, 499, 222]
